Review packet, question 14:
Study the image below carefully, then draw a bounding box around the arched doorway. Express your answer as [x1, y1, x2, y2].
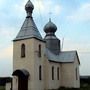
[12, 69, 29, 90]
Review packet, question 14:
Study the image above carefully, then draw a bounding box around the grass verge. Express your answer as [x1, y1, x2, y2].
[0, 86, 5, 90]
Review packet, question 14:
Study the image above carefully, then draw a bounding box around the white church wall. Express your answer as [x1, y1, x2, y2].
[13, 38, 80, 90]
[12, 76, 18, 90]
[60, 63, 75, 88]
[13, 39, 37, 90]
[13, 39, 35, 70]
[5, 82, 11, 90]
[13, 38, 46, 90]
[47, 61, 61, 89]
[60, 59, 80, 88]
[74, 57, 80, 88]
[43, 56, 50, 89]
[32, 39, 45, 90]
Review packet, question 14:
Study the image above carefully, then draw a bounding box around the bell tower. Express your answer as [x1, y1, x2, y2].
[14, 0, 42, 41]
[12, 0, 45, 90]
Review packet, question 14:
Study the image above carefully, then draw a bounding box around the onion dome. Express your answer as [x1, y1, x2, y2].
[44, 19, 60, 55]
[44, 18, 57, 33]
[25, 0, 34, 17]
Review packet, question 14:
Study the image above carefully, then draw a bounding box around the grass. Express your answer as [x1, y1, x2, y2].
[0, 86, 5, 90]
[0, 85, 90, 90]
[58, 86, 90, 90]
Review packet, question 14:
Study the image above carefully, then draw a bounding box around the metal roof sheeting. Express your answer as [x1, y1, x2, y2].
[45, 49, 78, 63]
[14, 17, 43, 41]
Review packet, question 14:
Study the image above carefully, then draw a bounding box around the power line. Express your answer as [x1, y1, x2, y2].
[37, 0, 44, 25]
[61, 38, 64, 51]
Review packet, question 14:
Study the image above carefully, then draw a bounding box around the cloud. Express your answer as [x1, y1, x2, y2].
[14, 0, 26, 12]
[0, 0, 5, 6]
[34, 0, 62, 16]
[0, 26, 18, 46]
[0, 58, 13, 77]
[79, 53, 90, 75]
[0, 26, 17, 53]
[67, 3, 90, 22]
[13, 0, 62, 17]
[0, 44, 13, 60]
[62, 38, 90, 52]
[54, 5, 62, 15]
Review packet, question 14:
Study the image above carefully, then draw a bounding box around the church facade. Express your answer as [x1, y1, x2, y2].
[12, 0, 80, 90]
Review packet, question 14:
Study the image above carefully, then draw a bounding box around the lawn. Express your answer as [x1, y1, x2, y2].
[0, 86, 90, 90]
[0, 86, 5, 90]
[58, 86, 90, 90]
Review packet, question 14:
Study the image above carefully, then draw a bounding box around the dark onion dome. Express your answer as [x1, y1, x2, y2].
[25, 0, 34, 13]
[44, 18, 57, 33]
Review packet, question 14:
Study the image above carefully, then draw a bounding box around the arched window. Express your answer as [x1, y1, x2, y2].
[76, 67, 78, 80]
[57, 67, 59, 80]
[21, 44, 25, 58]
[52, 66, 54, 80]
[38, 44, 41, 57]
[39, 65, 42, 80]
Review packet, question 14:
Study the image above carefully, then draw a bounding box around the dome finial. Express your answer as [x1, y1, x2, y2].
[25, 0, 34, 18]
[49, 12, 52, 21]
[49, 18, 51, 22]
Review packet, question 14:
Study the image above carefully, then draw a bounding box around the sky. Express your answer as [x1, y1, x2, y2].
[0, 0, 90, 77]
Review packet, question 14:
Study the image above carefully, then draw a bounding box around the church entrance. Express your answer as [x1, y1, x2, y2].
[18, 77, 28, 90]
[12, 69, 29, 90]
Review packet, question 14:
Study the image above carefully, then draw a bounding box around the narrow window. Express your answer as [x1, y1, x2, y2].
[76, 68, 78, 80]
[58, 40, 60, 47]
[39, 65, 42, 80]
[52, 66, 54, 80]
[57, 67, 59, 80]
[21, 44, 25, 58]
[38, 44, 41, 57]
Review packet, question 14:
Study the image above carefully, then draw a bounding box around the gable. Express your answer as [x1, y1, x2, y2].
[74, 51, 80, 65]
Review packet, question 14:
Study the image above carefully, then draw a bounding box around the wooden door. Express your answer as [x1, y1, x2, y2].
[18, 77, 28, 90]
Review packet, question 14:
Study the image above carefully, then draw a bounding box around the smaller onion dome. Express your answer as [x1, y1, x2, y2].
[25, 0, 34, 14]
[44, 18, 57, 33]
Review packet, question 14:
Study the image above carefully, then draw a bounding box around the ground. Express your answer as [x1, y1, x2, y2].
[58, 87, 90, 90]
[0, 86, 5, 90]
[58, 86, 90, 90]
[0, 85, 90, 90]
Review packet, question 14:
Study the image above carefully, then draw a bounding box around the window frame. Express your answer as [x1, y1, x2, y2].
[76, 67, 78, 80]
[52, 66, 54, 80]
[38, 44, 41, 57]
[57, 67, 59, 80]
[21, 44, 25, 58]
[39, 65, 42, 80]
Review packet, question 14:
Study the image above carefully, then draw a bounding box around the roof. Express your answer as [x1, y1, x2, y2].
[45, 49, 80, 63]
[12, 69, 29, 78]
[14, 0, 43, 41]
[14, 17, 43, 41]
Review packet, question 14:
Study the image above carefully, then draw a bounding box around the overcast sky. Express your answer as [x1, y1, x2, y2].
[0, 0, 90, 77]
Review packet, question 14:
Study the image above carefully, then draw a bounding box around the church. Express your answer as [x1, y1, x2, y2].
[12, 0, 80, 90]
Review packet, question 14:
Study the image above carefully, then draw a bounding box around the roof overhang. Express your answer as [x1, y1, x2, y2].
[75, 51, 80, 65]
[12, 69, 29, 78]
